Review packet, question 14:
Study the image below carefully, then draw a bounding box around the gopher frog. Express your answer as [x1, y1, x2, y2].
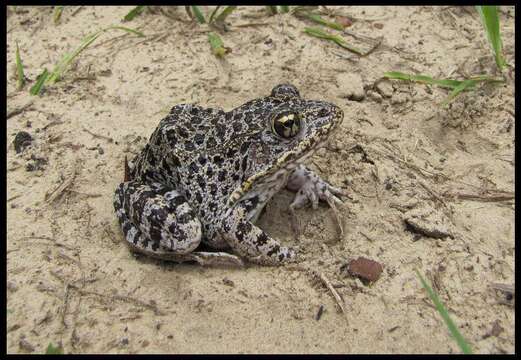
[114, 84, 344, 266]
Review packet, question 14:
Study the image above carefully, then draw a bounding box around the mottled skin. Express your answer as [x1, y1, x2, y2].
[114, 84, 344, 266]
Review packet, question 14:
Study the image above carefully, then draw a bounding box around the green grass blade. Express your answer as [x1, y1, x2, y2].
[15, 41, 25, 90]
[48, 32, 101, 83]
[45, 343, 64, 354]
[303, 13, 344, 31]
[415, 270, 472, 354]
[191, 6, 206, 24]
[123, 6, 146, 21]
[304, 27, 363, 55]
[215, 6, 237, 23]
[476, 6, 506, 71]
[279, 6, 290, 13]
[208, 6, 221, 24]
[30, 68, 49, 96]
[208, 32, 227, 57]
[384, 71, 467, 89]
[441, 79, 476, 107]
[48, 26, 143, 84]
[53, 6, 63, 24]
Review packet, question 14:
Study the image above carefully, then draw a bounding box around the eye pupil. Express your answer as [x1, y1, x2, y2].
[272, 112, 301, 138]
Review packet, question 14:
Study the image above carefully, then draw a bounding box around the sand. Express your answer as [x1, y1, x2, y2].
[6, 6, 515, 354]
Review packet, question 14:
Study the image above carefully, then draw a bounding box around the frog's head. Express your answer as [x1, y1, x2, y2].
[227, 84, 343, 206]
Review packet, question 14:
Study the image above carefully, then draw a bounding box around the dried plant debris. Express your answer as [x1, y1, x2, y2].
[403, 204, 453, 239]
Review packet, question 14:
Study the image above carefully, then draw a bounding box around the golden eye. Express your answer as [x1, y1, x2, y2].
[272, 112, 301, 139]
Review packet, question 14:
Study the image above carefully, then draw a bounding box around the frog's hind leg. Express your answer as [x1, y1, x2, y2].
[114, 180, 202, 255]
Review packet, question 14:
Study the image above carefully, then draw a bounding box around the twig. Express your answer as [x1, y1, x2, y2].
[45, 169, 77, 203]
[7, 194, 22, 202]
[445, 192, 514, 203]
[313, 270, 348, 322]
[82, 127, 114, 143]
[61, 283, 71, 327]
[7, 101, 34, 120]
[71, 6, 84, 16]
[232, 22, 271, 28]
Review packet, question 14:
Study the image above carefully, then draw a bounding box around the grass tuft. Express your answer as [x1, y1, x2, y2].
[15, 41, 25, 90]
[30, 26, 143, 95]
[47, 26, 144, 85]
[30, 68, 49, 96]
[123, 6, 146, 22]
[415, 270, 472, 354]
[304, 27, 363, 55]
[476, 6, 506, 71]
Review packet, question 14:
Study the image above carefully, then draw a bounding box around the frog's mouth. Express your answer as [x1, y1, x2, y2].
[227, 105, 344, 207]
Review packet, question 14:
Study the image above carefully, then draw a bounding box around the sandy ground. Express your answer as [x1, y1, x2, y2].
[6, 6, 515, 354]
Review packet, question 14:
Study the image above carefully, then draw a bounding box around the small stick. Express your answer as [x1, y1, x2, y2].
[61, 283, 71, 327]
[82, 127, 114, 142]
[313, 270, 348, 322]
[7, 194, 22, 202]
[45, 171, 77, 203]
[7, 101, 33, 120]
[446, 192, 514, 203]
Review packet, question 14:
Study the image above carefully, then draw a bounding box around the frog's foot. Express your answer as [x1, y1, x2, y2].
[221, 205, 299, 266]
[286, 165, 345, 238]
[114, 180, 202, 255]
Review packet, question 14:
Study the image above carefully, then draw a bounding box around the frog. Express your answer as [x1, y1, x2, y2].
[113, 84, 345, 266]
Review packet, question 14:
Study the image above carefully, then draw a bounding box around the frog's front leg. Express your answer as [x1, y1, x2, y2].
[286, 164, 345, 237]
[220, 204, 298, 265]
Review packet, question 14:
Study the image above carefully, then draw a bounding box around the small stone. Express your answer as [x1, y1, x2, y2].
[121, 337, 129, 345]
[142, 340, 150, 348]
[375, 81, 394, 98]
[336, 73, 365, 101]
[391, 92, 408, 105]
[7, 280, 18, 292]
[13, 131, 33, 153]
[482, 320, 504, 339]
[345, 257, 383, 283]
[222, 277, 235, 287]
[404, 205, 453, 239]
[367, 90, 382, 103]
[19, 338, 35, 352]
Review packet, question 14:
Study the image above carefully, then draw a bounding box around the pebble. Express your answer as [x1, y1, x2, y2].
[336, 73, 365, 101]
[344, 257, 383, 283]
[13, 131, 33, 154]
[367, 90, 382, 103]
[375, 81, 394, 98]
[404, 205, 453, 239]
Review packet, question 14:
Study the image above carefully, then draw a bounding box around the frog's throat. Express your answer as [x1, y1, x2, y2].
[227, 114, 341, 207]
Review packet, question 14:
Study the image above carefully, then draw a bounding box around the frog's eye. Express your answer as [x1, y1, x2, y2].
[271, 112, 301, 139]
